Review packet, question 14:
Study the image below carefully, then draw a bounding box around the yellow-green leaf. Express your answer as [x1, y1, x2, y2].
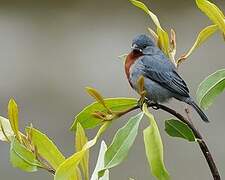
[70, 98, 138, 130]
[76, 123, 89, 180]
[86, 87, 110, 112]
[98, 113, 144, 178]
[143, 104, 170, 180]
[148, 27, 158, 42]
[177, 24, 218, 65]
[197, 69, 225, 110]
[137, 75, 145, 95]
[91, 141, 109, 180]
[157, 29, 170, 58]
[26, 127, 65, 169]
[74, 167, 82, 180]
[10, 137, 41, 172]
[129, 0, 160, 28]
[129, 0, 170, 57]
[68, 168, 82, 180]
[55, 150, 85, 180]
[169, 29, 177, 66]
[0, 116, 14, 142]
[196, 0, 225, 34]
[55, 122, 111, 180]
[8, 98, 20, 141]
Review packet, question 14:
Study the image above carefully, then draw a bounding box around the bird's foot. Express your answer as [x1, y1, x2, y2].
[146, 100, 160, 110]
[138, 98, 160, 110]
[152, 105, 159, 110]
[138, 97, 148, 109]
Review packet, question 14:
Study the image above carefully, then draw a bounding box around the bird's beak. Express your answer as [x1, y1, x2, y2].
[131, 44, 142, 52]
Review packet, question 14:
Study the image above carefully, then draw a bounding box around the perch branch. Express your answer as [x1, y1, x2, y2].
[147, 102, 220, 180]
[119, 102, 220, 180]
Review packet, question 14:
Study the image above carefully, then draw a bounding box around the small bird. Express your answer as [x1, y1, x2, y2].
[125, 34, 209, 122]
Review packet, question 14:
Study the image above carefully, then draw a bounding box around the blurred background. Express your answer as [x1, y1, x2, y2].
[0, 0, 224, 179]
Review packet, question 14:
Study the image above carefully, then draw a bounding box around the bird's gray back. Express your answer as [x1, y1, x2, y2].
[129, 47, 190, 102]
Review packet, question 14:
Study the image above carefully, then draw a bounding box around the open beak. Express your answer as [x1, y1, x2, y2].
[131, 44, 142, 52]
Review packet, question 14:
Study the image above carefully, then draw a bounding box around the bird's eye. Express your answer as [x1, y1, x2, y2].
[143, 45, 147, 48]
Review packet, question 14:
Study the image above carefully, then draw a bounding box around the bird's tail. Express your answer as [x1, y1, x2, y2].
[185, 98, 209, 123]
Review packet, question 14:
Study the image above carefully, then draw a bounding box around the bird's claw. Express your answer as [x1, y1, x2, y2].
[138, 98, 144, 109]
[138, 97, 148, 109]
[146, 100, 159, 110]
[152, 105, 159, 110]
[138, 98, 160, 110]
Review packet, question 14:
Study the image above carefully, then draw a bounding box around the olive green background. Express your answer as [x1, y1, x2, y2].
[0, 0, 224, 179]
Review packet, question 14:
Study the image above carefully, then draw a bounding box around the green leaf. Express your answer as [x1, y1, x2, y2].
[76, 123, 89, 180]
[0, 116, 14, 142]
[165, 119, 196, 142]
[197, 69, 225, 110]
[86, 87, 110, 113]
[196, 0, 225, 34]
[26, 127, 65, 169]
[55, 151, 85, 180]
[75, 167, 82, 180]
[142, 104, 170, 180]
[148, 27, 158, 42]
[137, 75, 145, 95]
[68, 168, 82, 180]
[70, 98, 138, 130]
[91, 141, 109, 180]
[8, 98, 21, 141]
[10, 137, 41, 172]
[178, 24, 218, 64]
[129, 0, 170, 57]
[55, 122, 111, 180]
[98, 112, 144, 178]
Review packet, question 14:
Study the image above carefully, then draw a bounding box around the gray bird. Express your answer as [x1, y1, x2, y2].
[125, 34, 209, 122]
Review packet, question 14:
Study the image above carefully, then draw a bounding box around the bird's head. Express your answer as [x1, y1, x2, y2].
[131, 34, 155, 53]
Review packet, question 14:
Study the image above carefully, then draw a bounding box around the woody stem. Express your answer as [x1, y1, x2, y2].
[147, 102, 220, 180]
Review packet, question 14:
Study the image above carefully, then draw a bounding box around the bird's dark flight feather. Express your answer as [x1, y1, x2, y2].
[140, 53, 190, 97]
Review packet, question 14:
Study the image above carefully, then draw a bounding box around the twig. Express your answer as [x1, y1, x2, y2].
[36, 152, 56, 175]
[30, 141, 56, 175]
[185, 107, 194, 125]
[115, 105, 139, 117]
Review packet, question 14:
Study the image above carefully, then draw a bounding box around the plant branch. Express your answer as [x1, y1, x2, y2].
[147, 102, 220, 180]
[35, 150, 56, 175]
[30, 144, 56, 175]
[118, 102, 220, 180]
[115, 105, 140, 117]
[184, 107, 194, 125]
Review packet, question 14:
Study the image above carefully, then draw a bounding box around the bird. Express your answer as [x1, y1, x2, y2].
[125, 34, 209, 122]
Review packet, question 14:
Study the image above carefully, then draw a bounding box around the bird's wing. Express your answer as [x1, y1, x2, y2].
[139, 54, 190, 97]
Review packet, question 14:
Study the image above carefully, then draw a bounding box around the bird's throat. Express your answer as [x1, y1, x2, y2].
[125, 50, 143, 80]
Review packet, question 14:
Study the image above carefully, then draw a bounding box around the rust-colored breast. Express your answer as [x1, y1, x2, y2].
[125, 51, 143, 80]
